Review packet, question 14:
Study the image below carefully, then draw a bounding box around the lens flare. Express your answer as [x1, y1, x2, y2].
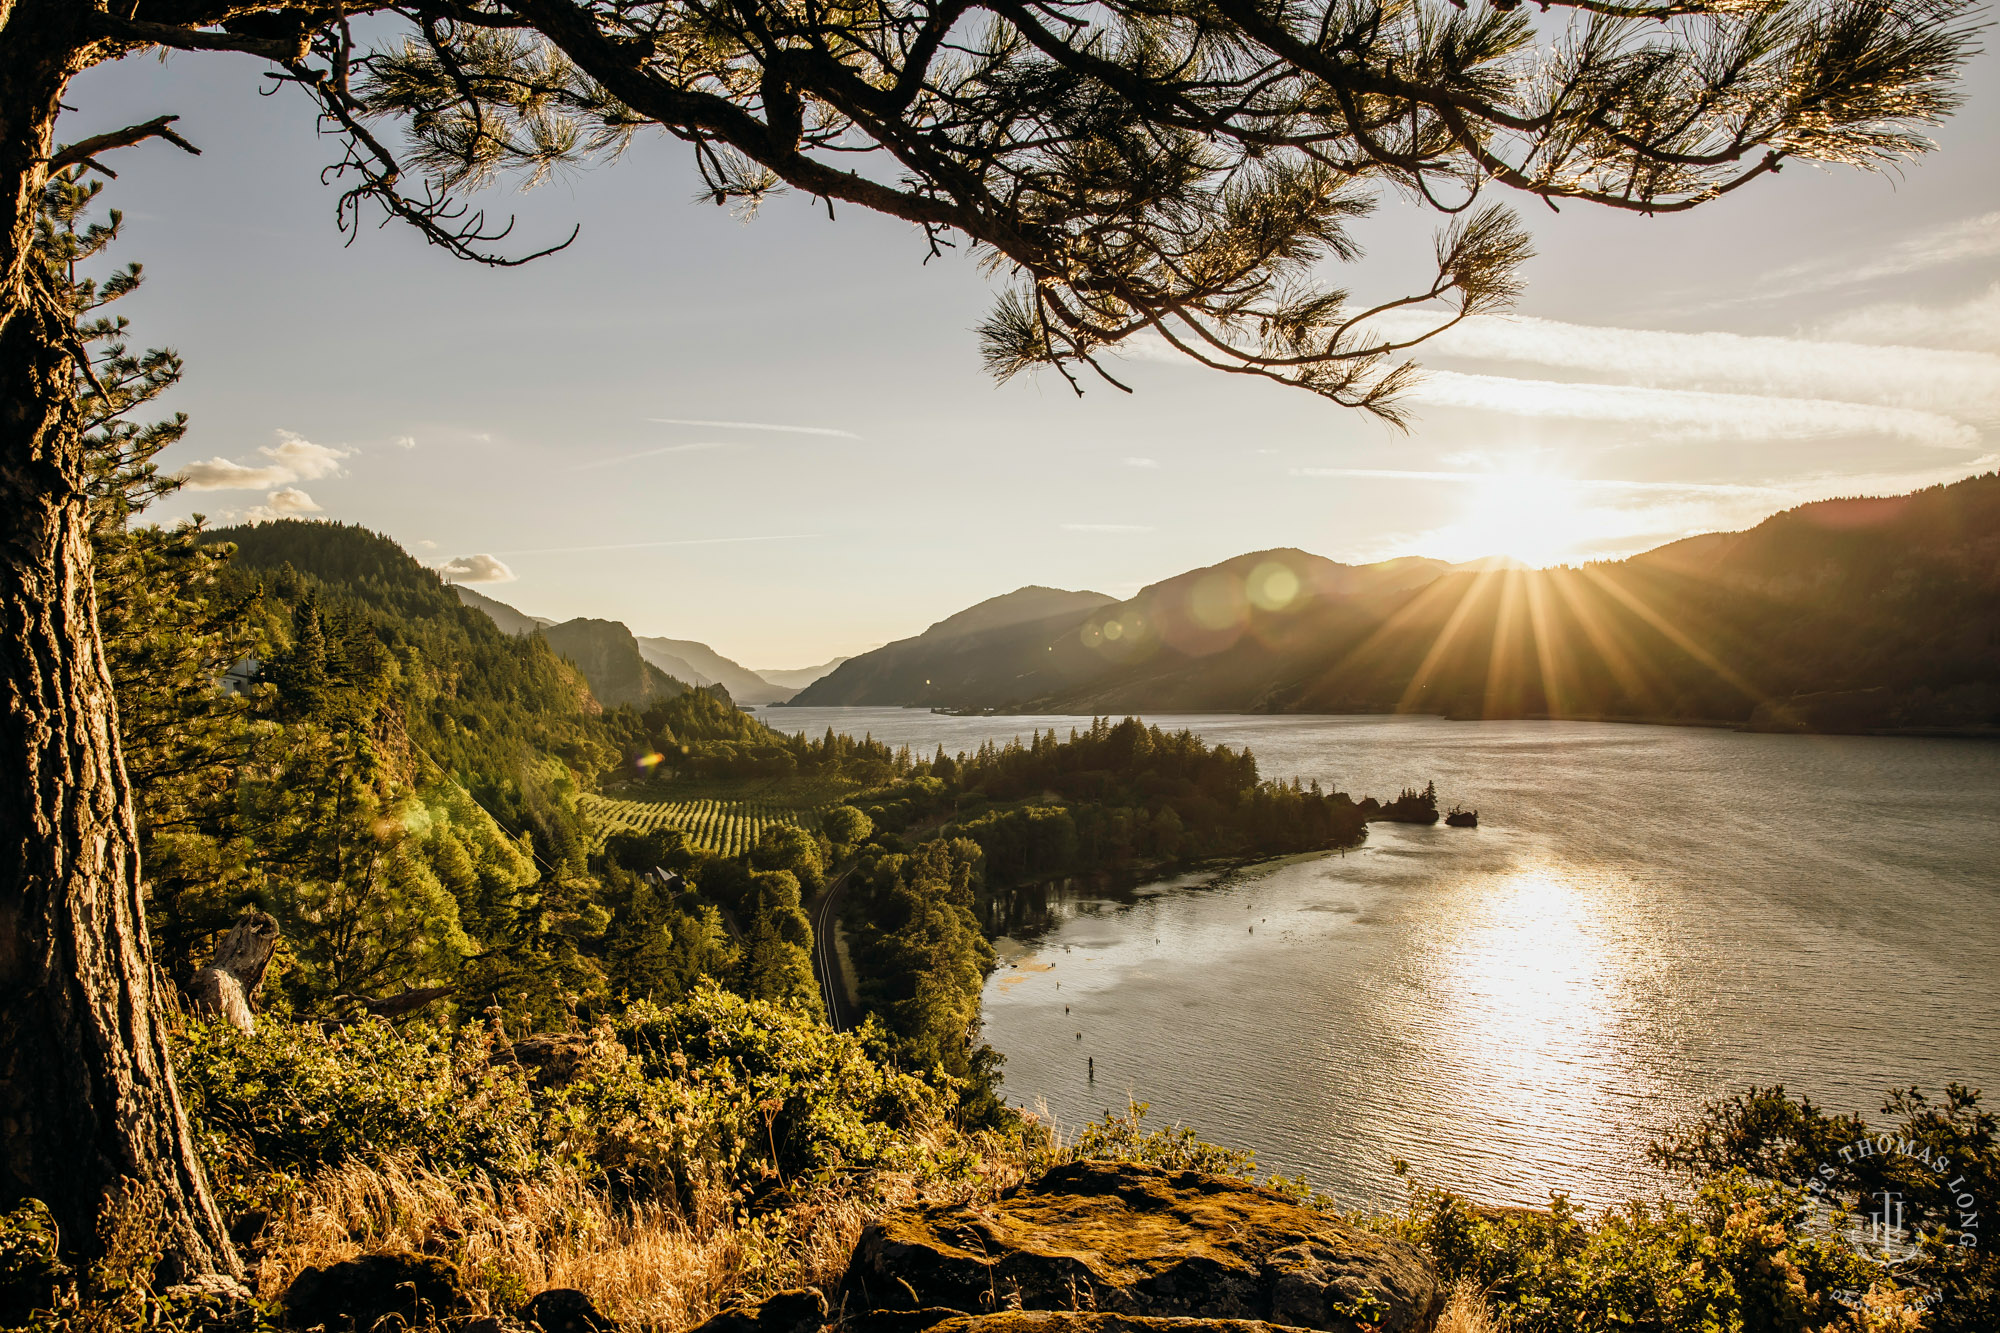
[1247, 561, 1302, 611]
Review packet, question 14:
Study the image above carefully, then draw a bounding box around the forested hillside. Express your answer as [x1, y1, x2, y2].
[126, 510, 1390, 1115]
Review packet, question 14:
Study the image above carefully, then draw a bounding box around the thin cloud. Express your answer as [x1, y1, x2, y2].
[1123, 456, 1160, 469]
[492, 533, 818, 556]
[1408, 370, 1981, 451]
[1816, 282, 2000, 354]
[569, 441, 731, 471]
[1365, 311, 2000, 425]
[1061, 523, 1155, 534]
[1291, 468, 1786, 498]
[647, 417, 859, 438]
[1763, 210, 2000, 296]
[438, 553, 517, 584]
[395, 435, 418, 449]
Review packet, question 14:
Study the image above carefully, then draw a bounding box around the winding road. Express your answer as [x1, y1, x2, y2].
[809, 867, 856, 1031]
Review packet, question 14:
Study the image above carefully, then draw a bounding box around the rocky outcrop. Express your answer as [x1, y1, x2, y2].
[907, 1315, 1367, 1333]
[688, 1288, 830, 1333]
[283, 1253, 467, 1330]
[524, 1287, 617, 1333]
[842, 1163, 1441, 1333]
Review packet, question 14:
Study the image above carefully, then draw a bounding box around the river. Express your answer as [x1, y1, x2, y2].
[766, 706, 2000, 1213]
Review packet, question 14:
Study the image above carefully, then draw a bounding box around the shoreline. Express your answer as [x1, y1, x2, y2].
[771, 702, 2000, 741]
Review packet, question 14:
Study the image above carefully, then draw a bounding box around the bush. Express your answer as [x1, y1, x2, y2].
[176, 1017, 539, 1214]
[175, 985, 960, 1223]
[1385, 1167, 1933, 1333]
[0, 1200, 69, 1329]
[602, 984, 950, 1200]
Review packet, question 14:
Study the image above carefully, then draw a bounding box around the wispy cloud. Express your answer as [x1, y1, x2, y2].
[647, 417, 859, 438]
[439, 554, 517, 584]
[569, 441, 731, 471]
[179, 430, 352, 491]
[1123, 456, 1159, 469]
[1367, 311, 2000, 425]
[1816, 282, 2000, 354]
[492, 533, 817, 556]
[1406, 370, 1981, 450]
[394, 434, 418, 449]
[1061, 523, 1155, 534]
[1762, 210, 2000, 297]
[1291, 468, 1784, 498]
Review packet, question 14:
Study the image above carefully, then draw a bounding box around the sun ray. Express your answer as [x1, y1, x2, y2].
[1577, 566, 1770, 711]
[1520, 568, 1571, 719]
[1482, 568, 1529, 719]
[1397, 566, 1507, 714]
[1545, 567, 1663, 715]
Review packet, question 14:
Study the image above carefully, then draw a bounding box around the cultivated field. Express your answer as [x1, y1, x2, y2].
[580, 791, 831, 858]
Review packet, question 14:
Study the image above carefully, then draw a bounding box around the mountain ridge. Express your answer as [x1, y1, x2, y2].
[786, 474, 2000, 733]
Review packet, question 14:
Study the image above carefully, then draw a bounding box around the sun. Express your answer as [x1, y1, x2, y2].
[1434, 471, 1597, 567]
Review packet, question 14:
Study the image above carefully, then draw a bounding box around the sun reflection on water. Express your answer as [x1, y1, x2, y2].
[1419, 863, 1647, 1201]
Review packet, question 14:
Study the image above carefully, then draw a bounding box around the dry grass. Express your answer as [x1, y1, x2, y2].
[253, 1121, 1049, 1333]
[1435, 1280, 1503, 1333]
[255, 1160, 875, 1332]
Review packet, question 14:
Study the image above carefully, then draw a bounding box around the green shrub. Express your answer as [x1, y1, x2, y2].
[595, 983, 951, 1202]
[176, 1016, 539, 1213]
[174, 985, 961, 1223]
[1384, 1168, 1916, 1333]
[0, 1200, 70, 1329]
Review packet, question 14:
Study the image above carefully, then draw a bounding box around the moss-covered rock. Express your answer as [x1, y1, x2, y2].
[283, 1253, 467, 1330]
[916, 1316, 1361, 1333]
[842, 1162, 1440, 1333]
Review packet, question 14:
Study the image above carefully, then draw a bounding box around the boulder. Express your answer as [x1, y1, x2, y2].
[909, 1316, 1347, 1333]
[842, 1162, 1439, 1333]
[283, 1253, 467, 1330]
[687, 1288, 829, 1333]
[523, 1287, 617, 1333]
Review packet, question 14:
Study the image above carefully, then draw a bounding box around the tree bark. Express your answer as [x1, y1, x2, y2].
[0, 0, 239, 1281]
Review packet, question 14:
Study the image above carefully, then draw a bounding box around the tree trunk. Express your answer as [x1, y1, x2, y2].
[191, 911, 281, 1035]
[0, 0, 239, 1282]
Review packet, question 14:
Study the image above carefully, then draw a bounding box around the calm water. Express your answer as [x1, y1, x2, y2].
[769, 706, 2000, 1212]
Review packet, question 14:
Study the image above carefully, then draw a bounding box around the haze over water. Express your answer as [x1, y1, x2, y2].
[774, 707, 2000, 1212]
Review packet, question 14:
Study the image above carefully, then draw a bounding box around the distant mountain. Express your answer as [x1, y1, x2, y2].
[787, 586, 1118, 707]
[788, 553, 1456, 709]
[452, 584, 555, 636]
[783, 479, 2000, 733]
[755, 658, 850, 690]
[447, 586, 787, 705]
[541, 619, 691, 710]
[637, 637, 793, 704]
[920, 586, 1119, 640]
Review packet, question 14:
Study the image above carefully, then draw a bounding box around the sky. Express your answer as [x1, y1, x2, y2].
[63, 29, 2000, 668]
